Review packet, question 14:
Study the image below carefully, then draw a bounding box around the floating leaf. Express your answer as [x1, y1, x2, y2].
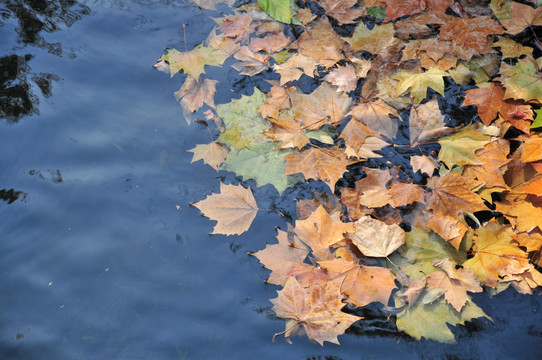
[192, 182, 258, 235]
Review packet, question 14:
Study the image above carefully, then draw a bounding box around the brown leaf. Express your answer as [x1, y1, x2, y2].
[291, 82, 352, 130]
[409, 98, 452, 145]
[285, 147, 351, 191]
[294, 205, 354, 260]
[350, 99, 399, 141]
[410, 155, 438, 175]
[463, 221, 531, 288]
[499, 2, 542, 35]
[175, 76, 217, 115]
[319, 0, 364, 25]
[232, 46, 269, 76]
[381, 0, 426, 23]
[263, 117, 310, 149]
[191, 183, 258, 235]
[426, 172, 487, 217]
[463, 83, 533, 127]
[249, 32, 291, 54]
[521, 135, 542, 163]
[319, 257, 397, 307]
[438, 16, 504, 54]
[188, 141, 228, 171]
[274, 52, 318, 85]
[270, 277, 362, 345]
[214, 12, 253, 42]
[427, 259, 483, 312]
[324, 64, 358, 93]
[252, 229, 309, 286]
[298, 18, 346, 68]
[389, 182, 426, 207]
[356, 167, 395, 208]
[427, 215, 467, 250]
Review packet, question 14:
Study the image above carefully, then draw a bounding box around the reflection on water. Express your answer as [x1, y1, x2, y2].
[0, 0, 89, 122]
[1, 0, 90, 51]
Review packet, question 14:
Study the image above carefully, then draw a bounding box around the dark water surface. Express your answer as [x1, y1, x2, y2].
[1, 1, 542, 359]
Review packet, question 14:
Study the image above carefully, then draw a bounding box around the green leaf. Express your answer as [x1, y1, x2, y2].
[366, 6, 386, 20]
[257, 0, 292, 24]
[498, 57, 542, 103]
[396, 295, 490, 343]
[401, 227, 465, 279]
[220, 143, 298, 194]
[438, 129, 490, 167]
[217, 88, 270, 151]
[531, 108, 542, 129]
[393, 67, 448, 104]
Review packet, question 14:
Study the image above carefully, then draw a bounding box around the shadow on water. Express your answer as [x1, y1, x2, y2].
[0, 0, 89, 123]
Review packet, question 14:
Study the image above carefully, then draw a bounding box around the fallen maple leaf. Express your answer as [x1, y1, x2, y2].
[319, 0, 364, 25]
[346, 215, 406, 257]
[324, 64, 358, 93]
[191, 182, 258, 235]
[409, 98, 452, 145]
[290, 82, 352, 130]
[350, 99, 399, 141]
[498, 2, 542, 35]
[294, 205, 354, 260]
[249, 32, 291, 53]
[163, 45, 227, 79]
[273, 52, 318, 85]
[284, 147, 351, 191]
[426, 172, 487, 217]
[393, 67, 448, 104]
[463, 221, 531, 287]
[174, 76, 217, 123]
[252, 228, 309, 285]
[427, 214, 467, 250]
[319, 257, 396, 307]
[437, 128, 490, 167]
[270, 276, 362, 345]
[381, 0, 426, 23]
[426, 258, 483, 312]
[214, 12, 253, 42]
[498, 57, 542, 103]
[188, 141, 228, 170]
[297, 18, 346, 68]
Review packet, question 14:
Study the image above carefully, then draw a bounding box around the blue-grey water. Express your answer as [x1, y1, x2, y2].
[1, 1, 541, 359]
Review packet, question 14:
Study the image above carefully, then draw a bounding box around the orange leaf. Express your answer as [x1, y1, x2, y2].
[191, 183, 258, 235]
[270, 277, 362, 345]
[427, 259, 482, 312]
[426, 173, 487, 217]
[252, 229, 309, 286]
[294, 205, 354, 260]
[285, 147, 350, 191]
[319, 257, 396, 307]
[463, 222, 531, 288]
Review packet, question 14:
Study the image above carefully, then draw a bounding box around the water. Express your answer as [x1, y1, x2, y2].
[1, 1, 541, 359]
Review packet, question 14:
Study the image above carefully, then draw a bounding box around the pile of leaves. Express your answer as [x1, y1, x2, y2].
[155, 0, 542, 345]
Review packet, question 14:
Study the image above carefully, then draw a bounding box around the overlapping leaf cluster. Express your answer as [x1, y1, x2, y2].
[156, 0, 542, 345]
